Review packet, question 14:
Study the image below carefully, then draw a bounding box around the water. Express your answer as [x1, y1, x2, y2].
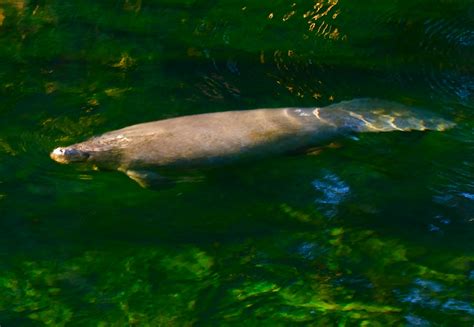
[0, 0, 473, 325]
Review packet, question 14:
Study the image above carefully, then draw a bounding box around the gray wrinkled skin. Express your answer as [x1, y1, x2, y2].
[50, 98, 453, 187]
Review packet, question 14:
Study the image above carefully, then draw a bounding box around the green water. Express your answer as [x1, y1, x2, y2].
[1, 0, 473, 325]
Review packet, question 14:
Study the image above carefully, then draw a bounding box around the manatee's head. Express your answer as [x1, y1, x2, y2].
[50, 136, 123, 168]
[50, 146, 90, 164]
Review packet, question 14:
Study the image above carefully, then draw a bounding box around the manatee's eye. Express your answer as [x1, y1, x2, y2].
[64, 148, 89, 161]
[64, 148, 79, 157]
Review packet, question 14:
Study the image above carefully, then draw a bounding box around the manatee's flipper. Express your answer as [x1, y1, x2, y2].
[305, 147, 325, 156]
[304, 142, 343, 156]
[121, 169, 205, 189]
[123, 169, 173, 189]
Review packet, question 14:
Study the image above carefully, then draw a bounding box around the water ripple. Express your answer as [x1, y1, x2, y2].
[312, 170, 350, 218]
[431, 159, 474, 226]
[425, 70, 474, 105]
[399, 278, 474, 316]
[405, 314, 431, 327]
[423, 18, 474, 49]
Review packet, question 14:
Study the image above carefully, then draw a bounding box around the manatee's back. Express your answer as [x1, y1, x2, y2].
[104, 108, 332, 169]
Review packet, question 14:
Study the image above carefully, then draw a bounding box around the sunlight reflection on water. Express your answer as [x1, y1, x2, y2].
[405, 314, 431, 327]
[399, 278, 474, 316]
[312, 170, 350, 217]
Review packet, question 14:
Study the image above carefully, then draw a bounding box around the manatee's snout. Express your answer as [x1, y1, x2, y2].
[50, 147, 89, 164]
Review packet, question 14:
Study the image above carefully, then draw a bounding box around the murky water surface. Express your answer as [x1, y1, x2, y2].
[0, 1, 473, 325]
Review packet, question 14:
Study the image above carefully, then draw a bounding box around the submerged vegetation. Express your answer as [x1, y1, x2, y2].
[1, 201, 473, 325]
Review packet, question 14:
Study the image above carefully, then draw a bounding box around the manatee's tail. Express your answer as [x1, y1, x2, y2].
[319, 98, 454, 133]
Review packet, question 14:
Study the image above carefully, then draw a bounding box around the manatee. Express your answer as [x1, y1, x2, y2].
[50, 98, 453, 188]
